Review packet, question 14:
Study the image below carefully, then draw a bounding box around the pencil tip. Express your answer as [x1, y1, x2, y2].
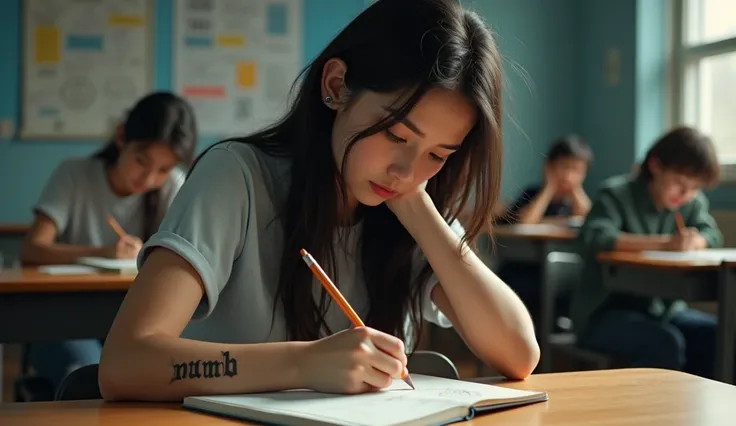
[403, 375, 415, 390]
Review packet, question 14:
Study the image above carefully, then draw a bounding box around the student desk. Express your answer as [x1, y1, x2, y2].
[491, 224, 577, 263]
[0, 268, 134, 400]
[597, 252, 736, 384]
[1, 368, 734, 425]
[491, 225, 577, 372]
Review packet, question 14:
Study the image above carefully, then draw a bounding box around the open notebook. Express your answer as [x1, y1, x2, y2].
[76, 257, 138, 274]
[183, 374, 548, 426]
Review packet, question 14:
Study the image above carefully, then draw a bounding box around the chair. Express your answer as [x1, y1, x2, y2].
[407, 350, 460, 379]
[541, 252, 619, 372]
[14, 345, 55, 402]
[54, 364, 102, 401]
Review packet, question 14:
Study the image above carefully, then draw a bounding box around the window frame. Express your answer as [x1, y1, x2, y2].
[668, 0, 736, 183]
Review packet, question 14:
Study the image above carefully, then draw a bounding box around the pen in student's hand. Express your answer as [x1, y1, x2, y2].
[299, 248, 416, 390]
[675, 212, 685, 233]
[107, 215, 127, 239]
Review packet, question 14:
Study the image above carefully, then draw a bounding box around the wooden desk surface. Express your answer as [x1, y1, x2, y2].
[0, 268, 134, 294]
[2, 369, 734, 426]
[492, 224, 576, 241]
[0, 224, 30, 235]
[598, 251, 723, 271]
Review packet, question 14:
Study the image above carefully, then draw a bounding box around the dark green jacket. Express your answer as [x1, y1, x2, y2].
[570, 174, 723, 336]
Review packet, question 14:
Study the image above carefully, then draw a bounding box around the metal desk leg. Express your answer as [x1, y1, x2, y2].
[715, 267, 736, 384]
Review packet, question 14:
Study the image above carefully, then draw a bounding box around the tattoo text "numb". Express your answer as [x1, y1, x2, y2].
[171, 351, 238, 382]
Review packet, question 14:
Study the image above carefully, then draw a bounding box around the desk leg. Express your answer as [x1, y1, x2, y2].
[0, 344, 4, 402]
[539, 243, 553, 373]
[716, 267, 736, 384]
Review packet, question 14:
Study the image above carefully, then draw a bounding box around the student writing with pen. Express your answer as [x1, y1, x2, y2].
[19, 92, 198, 399]
[99, 0, 539, 401]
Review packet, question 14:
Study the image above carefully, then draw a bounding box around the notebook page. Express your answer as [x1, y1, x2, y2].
[39, 265, 98, 275]
[188, 374, 544, 426]
[641, 249, 736, 262]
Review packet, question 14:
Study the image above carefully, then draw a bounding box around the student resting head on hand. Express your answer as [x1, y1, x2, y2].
[99, 0, 540, 402]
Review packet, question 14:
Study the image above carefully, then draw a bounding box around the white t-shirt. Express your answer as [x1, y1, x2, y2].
[139, 141, 455, 350]
[34, 156, 185, 245]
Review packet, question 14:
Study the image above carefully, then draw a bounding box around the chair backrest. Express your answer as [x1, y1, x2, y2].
[544, 251, 583, 296]
[407, 350, 459, 379]
[55, 364, 102, 401]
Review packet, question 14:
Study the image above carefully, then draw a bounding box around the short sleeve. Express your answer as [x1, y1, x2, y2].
[413, 219, 467, 329]
[161, 167, 186, 209]
[138, 146, 250, 317]
[33, 161, 76, 234]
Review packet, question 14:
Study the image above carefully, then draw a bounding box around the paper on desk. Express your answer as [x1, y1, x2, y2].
[39, 265, 98, 275]
[640, 249, 736, 262]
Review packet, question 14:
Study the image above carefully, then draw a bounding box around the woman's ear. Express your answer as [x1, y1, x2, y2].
[321, 58, 349, 110]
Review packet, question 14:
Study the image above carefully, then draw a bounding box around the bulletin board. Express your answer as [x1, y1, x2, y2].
[173, 0, 303, 136]
[21, 0, 154, 139]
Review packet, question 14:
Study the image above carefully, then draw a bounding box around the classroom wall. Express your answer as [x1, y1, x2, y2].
[578, 0, 736, 209]
[0, 0, 582, 223]
[1, 0, 731, 224]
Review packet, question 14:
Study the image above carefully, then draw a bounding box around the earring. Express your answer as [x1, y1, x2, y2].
[324, 95, 333, 105]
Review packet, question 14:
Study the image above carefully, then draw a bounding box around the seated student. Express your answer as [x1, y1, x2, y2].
[571, 126, 723, 379]
[20, 91, 198, 398]
[502, 135, 593, 225]
[98, 0, 539, 401]
[494, 135, 593, 329]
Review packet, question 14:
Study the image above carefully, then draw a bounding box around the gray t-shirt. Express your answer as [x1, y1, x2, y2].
[139, 142, 455, 349]
[34, 156, 185, 245]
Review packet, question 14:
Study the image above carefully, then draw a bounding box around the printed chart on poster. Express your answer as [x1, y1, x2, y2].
[174, 0, 303, 136]
[21, 0, 153, 139]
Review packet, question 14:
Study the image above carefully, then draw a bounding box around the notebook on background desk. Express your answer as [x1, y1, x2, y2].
[39, 258, 138, 275]
[183, 374, 548, 426]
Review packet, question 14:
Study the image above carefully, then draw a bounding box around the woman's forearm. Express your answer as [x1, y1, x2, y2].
[394, 195, 539, 378]
[99, 334, 306, 401]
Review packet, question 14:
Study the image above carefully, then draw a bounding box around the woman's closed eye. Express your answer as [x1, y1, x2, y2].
[385, 129, 406, 143]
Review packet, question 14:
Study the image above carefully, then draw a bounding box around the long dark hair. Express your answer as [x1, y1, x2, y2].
[95, 91, 198, 240]
[192, 0, 503, 347]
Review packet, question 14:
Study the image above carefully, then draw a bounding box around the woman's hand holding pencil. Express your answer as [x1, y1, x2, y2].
[298, 248, 415, 394]
[105, 216, 143, 259]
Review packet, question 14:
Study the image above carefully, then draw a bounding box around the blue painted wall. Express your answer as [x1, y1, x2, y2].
[0, 0, 732, 223]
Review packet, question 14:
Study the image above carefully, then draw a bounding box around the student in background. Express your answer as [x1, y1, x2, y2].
[20, 91, 198, 398]
[493, 135, 593, 330]
[571, 126, 723, 379]
[99, 0, 539, 402]
[502, 135, 593, 225]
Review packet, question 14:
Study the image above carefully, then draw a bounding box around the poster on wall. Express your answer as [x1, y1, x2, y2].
[21, 0, 154, 139]
[173, 0, 303, 136]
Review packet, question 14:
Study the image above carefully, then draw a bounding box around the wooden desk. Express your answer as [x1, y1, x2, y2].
[2, 369, 735, 425]
[597, 252, 736, 384]
[0, 269, 134, 400]
[0, 268, 134, 343]
[492, 225, 576, 263]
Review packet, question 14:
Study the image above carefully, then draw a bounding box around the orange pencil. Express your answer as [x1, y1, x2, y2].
[299, 248, 415, 390]
[675, 212, 685, 233]
[107, 215, 126, 239]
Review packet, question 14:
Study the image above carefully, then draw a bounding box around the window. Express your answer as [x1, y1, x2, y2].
[671, 0, 736, 181]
